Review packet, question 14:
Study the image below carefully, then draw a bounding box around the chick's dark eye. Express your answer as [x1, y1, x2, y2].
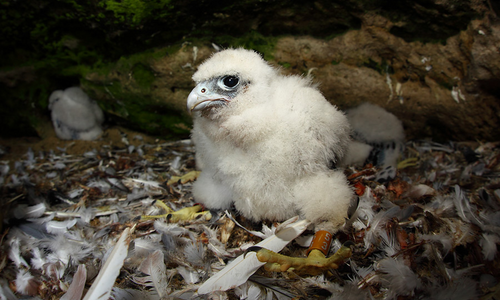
[223, 76, 239, 88]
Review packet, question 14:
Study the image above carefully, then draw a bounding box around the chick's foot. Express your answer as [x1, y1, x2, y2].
[141, 201, 211, 222]
[246, 231, 353, 275]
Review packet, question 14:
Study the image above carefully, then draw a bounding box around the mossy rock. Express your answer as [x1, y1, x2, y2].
[0, 1, 495, 140]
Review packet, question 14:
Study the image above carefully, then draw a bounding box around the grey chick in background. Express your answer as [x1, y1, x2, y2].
[48, 87, 104, 140]
[341, 102, 405, 182]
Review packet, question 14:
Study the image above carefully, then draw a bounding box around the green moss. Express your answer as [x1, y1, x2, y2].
[362, 58, 393, 75]
[132, 64, 156, 90]
[0, 77, 52, 137]
[100, 0, 173, 27]
[82, 78, 191, 139]
[210, 31, 278, 61]
[0, 0, 482, 139]
[279, 62, 291, 68]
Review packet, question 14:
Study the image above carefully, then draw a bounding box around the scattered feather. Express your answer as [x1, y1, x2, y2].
[480, 233, 500, 261]
[177, 266, 201, 284]
[0, 279, 17, 300]
[8, 237, 28, 268]
[365, 206, 401, 249]
[14, 270, 39, 296]
[184, 241, 205, 267]
[376, 257, 419, 298]
[83, 227, 132, 300]
[61, 264, 87, 300]
[45, 219, 77, 234]
[197, 218, 310, 294]
[139, 250, 169, 297]
[13, 203, 46, 219]
[1, 133, 500, 299]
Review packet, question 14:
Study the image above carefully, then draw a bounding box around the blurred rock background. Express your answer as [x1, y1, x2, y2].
[1, 0, 499, 141]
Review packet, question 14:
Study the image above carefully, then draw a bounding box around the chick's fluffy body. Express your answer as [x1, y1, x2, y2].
[191, 49, 353, 230]
[49, 87, 104, 140]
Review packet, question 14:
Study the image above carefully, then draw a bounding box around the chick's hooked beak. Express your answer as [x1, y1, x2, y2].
[187, 82, 230, 114]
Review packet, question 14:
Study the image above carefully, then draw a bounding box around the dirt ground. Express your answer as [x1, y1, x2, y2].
[0, 120, 168, 166]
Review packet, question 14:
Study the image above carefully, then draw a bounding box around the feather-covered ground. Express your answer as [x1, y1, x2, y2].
[0, 128, 499, 299]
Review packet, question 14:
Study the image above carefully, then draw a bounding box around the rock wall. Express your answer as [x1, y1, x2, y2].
[1, 0, 499, 141]
[273, 15, 500, 141]
[80, 14, 500, 141]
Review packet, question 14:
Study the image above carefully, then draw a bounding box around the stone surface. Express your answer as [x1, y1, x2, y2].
[0, 0, 499, 141]
[274, 14, 500, 141]
[79, 14, 500, 141]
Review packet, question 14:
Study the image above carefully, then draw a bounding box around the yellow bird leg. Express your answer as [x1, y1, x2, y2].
[397, 157, 419, 169]
[141, 203, 211, 222]
[252, 244, 352, 275]
[166, 204, 212, 222]
[154, 200, 175, 213]
[167, 170, 201, 185]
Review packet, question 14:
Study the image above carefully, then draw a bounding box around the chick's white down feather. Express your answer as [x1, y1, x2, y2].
[346, 102, 404, 144]
[49, 87, 104, 140]
[189, 49, 353, 231]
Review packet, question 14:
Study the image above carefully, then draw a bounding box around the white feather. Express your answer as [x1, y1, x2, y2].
[44, 232, 94, 265]
[352, 187, 377, 230]
[420, 233, 453, 256]
[154, 221, 196, 240]
[247, 283, 266, 300]
[202, 224, 231, 258]
[8, 237, 28, 268]
[45, 219, 77, 234]
[197, 218, 311, 294]
[44, 261, 65, 280]
[405, 184, 436, 199]
[30, 247, 46, 270]
[0, 278, 17, 300]
[479, 233, 500, 261]
[424, 195, 455, 217]
[13, 203, 46, 219]
[61, 264, 87, 300]
[83, 227, 132, 300]
[184, 242, 205, 267]
[14, 270, 38, 296]
[302, 274, 343, 294]
[379, 230, 399, 257]
[376, 257, 419, 298]
[138, 249, 169, 297]
[177, 266, 201, 284]
[452, 185, 484, 228]
[364, 206, 401, 249]
[130, 236, 161, 259]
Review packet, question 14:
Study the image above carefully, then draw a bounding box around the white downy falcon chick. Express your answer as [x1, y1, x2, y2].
[343, 102, 405, 182]
[49, 87, 104, 140]
[187, 48, 353, 232]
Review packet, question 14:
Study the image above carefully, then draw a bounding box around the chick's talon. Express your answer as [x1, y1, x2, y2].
[167, 205, 212, 222]
[167, 170, 201, 186]
[246, 243, 353, 275]
[397, 157, 419, 169]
